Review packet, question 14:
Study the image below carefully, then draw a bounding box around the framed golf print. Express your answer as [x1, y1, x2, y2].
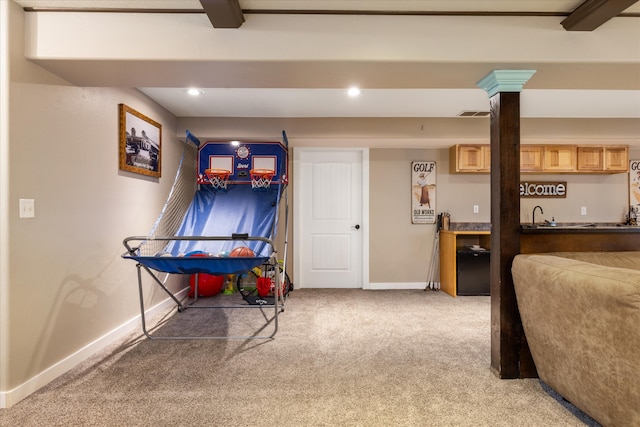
[630, 160, 640, 219]
[412, 161, 436, 224]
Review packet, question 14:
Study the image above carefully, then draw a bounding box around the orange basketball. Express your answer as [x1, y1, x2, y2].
[230, 246, 255, 257]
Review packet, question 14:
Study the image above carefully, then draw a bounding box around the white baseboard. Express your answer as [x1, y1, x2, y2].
[364, 282, 434, 290]
[0, 288, 188, 408]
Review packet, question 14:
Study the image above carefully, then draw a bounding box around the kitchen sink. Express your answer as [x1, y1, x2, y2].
[520, 224, 595, 229]
[541, 223, 596, 228]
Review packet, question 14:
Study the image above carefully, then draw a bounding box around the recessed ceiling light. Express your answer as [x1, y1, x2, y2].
[347, 87, 361, 97]
[186, 88, 204, 96]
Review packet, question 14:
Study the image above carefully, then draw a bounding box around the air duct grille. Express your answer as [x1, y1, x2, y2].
[457, 111, 490, 117]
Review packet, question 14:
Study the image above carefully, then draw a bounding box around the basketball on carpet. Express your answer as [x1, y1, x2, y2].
[230, 246, 255, 257]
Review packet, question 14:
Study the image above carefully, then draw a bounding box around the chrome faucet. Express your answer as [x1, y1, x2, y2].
[532, 205, 543, 227]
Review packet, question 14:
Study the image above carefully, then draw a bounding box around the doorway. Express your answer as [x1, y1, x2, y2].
[294, 148, 369, 288]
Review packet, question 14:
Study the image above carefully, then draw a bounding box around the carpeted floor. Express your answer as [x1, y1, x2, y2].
[0, 289, 598, 426]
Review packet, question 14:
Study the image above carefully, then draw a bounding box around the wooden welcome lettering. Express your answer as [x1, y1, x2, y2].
[520, 181, 567, 198]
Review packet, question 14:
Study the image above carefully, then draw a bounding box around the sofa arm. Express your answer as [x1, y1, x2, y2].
[512, 254, 640, 427]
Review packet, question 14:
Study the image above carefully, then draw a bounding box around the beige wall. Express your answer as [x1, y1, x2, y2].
[0, 0, 10, 404]
[369, 147, 490, 284]
[2, 1, 184, 400]
[519, 172, 632, 224]
[369, 149, 441, 284]
[369, 147, 635, 284]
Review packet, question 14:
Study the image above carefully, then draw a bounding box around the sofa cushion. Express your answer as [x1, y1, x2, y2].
[549, 250, 640, 273]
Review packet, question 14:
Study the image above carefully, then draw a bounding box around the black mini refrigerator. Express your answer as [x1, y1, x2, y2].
[456, 249, 491, 296]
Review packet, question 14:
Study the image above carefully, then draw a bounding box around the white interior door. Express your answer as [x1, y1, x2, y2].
[294, 148, 368, 288]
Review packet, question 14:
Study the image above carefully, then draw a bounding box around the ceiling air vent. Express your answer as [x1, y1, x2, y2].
[457, 111, 490, 117]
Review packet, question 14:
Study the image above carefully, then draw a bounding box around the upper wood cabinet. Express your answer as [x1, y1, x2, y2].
[449, 145, 490, 173]
[520, 145, 544, 172]
[450, 144, 628, 174]
[604, 146, 629, 172]
[577, 146, 629, 173]
[543, 145, 577, 172]
[577, 146, 604, 171]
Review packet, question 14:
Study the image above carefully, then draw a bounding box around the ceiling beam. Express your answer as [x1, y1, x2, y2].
[199, 0, 244, 28]
[561, 0, 639, 31]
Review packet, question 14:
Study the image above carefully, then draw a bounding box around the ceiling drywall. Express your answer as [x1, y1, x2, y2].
[13, 0, 640, 144]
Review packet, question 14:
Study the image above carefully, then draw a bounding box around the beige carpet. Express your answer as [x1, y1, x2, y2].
[0, 289, 595, 426]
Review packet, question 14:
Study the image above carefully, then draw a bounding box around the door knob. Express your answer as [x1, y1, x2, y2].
[351, 224, 360, 230]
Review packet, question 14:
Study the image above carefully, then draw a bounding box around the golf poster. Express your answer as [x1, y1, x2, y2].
[412, 161, 436, 224]
[630, 160, 640, 215]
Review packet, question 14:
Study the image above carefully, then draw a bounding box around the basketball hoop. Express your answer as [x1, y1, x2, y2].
[250, 169, 275, 190]
[204, 168, 231, 190]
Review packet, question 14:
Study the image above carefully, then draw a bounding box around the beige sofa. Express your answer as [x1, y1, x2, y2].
[511, 251, 640, 427]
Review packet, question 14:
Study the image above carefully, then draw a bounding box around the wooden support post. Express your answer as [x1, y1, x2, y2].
[477, 70, 537, 379]
[200, 0, 245, 28]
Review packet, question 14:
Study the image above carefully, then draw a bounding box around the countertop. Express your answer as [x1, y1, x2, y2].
[447, 222, 491, 231]
[448, 222, 640, 234]
[520, 223, 640, 234]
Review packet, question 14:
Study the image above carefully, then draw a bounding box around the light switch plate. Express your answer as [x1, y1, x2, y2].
[19, 199, 35, 218]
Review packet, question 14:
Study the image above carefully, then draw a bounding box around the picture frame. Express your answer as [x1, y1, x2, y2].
[630, 160, 640, 218]
[411, 161, 436, 224]
[119, 104, 161, 178]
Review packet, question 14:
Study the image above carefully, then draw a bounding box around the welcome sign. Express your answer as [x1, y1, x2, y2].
[520, 181, 567, 198]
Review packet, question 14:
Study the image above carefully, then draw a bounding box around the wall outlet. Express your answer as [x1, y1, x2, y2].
[473, 205, 479, 214]
[581, 206, 587, 216]
[19, 198, 35, 218]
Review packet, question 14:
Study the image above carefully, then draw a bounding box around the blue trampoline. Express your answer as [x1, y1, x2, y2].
[122, 131, 290, 340]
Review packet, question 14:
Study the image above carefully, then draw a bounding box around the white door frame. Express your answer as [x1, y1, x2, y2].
[293, 147, 369, 289]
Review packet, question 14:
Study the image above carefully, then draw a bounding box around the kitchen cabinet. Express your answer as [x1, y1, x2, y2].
[450, 144, 628, 174]
[576, 146, 604, 171]
[449, 145, 490, 173]
[520, 226, 640, 253]
[543, 145, 576, 172]
[577, 145, 628, 172]
[440, 226, 640, 298]
[439, 230, 491, 297]
[604, 146, 629, 172]
[520, 145, 544, 172]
